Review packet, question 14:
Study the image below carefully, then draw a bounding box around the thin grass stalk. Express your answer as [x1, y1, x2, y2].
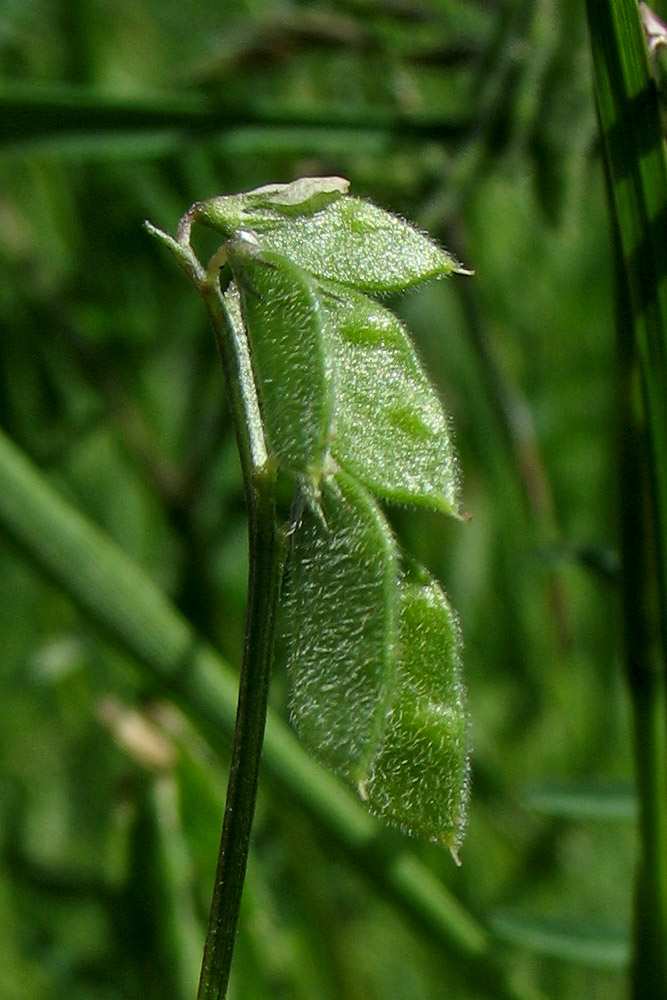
[585, 0, 667, 993]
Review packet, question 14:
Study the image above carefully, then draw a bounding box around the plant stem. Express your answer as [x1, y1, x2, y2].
[615, 214, 667, 996]
[145, 221, 287, 997]
[586, 0, 667, 993]
[195, 266, 285, 997]
[196, 462, 285, 1000]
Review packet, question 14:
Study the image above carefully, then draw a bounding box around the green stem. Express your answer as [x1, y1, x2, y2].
[146, 220, 286, 998]
[615, 217, 667, 996]
[196, 464, 285, 1000]
[586, 0, 667, 634]
[586, 1, 667, 994]
[191, 274, 284, 998]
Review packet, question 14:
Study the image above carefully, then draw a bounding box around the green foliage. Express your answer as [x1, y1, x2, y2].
[223, 180, 463, 511]
[231, 242, 332, 478]
[283, 470, 398, 784]
[195, 182, 465, 292]
[363, 570, 468, 851]
[161, 175, 470, 858]
[325, 285, 460, 513]
[258, 197, 465, 292]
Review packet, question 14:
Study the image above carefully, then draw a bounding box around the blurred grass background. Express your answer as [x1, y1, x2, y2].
[0, 0, 645, 997]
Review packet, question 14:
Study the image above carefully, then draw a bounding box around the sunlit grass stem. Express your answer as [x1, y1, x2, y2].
[586, 1, 667, 993]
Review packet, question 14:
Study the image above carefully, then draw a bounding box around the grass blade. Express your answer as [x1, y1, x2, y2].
[490, 911, 629, 970]
[585, 1, 667, 993]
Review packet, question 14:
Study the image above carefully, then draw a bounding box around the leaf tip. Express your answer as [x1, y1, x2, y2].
[449, 845, 463, 867]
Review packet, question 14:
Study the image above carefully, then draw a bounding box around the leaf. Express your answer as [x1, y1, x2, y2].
[189, 176, 351, 237]
[228, 239, 333, 479]
[260, 196, 466, 293]
[193, 183, 466, 292]
[323, 286, 460, 515]
[363, 570, 469, 854]
[281, 470, 398, 785]
[237, 176, 351, 217]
